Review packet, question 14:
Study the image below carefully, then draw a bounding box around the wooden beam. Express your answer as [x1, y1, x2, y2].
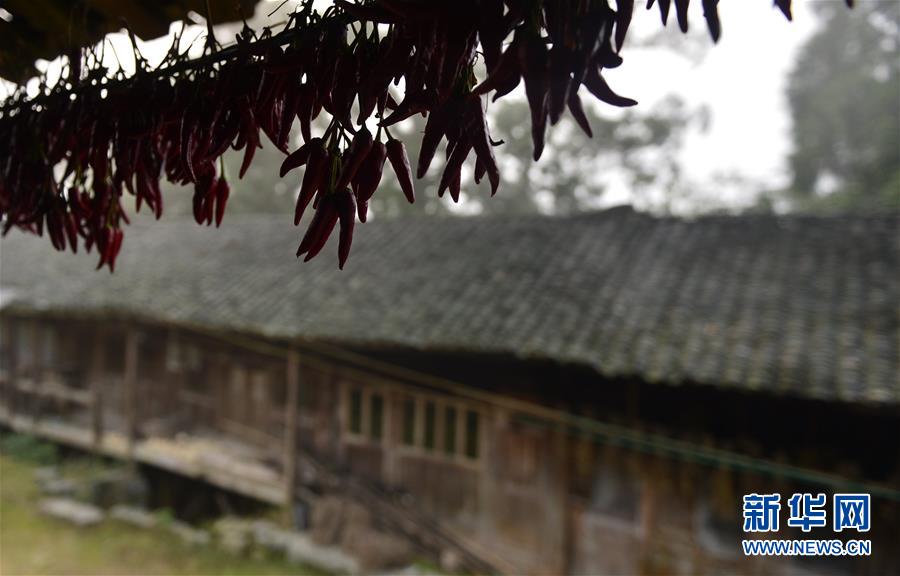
[478, 406, 506, 537]
[31, 321, 42, 430]
[6, 320, 19, 417]
[454, 401, 465, 460]
[124, 328, 139, 462]
[360, 387, 371, 440]
[541, 423, 571, 575]
[283, 349, 299, 526]
[556, 424, 572, 575]
[382, 389, 396, 483]
[90, 330, 106, 449]
[334, 369, 347, 463]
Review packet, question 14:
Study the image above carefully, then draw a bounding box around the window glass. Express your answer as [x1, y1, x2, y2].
[590, 461, 640, 521]
[424, 401, 436, 451]
[42, 326, 57, 366]
[571, 435, 595, 498]
[370, 393, 384, 440]
[465, 410, 479, 459]
[185, 345, 202, 372]
[229, 367, 248, 423]
[251, 370, 269, 423]
[16, 322, 34, 366]
[349, 388, 362, 434]
[297, 381, 312, 408]
[165, 333, 182, 372]
[299, 367, 327, 408]
[444, 406, 457, 455]
[402, 397, 416, 445]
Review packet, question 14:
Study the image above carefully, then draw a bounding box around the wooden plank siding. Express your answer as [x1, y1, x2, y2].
[1, 312, 898, 576]
[0, 314, 546, 571]
[0, 312, 720, 576]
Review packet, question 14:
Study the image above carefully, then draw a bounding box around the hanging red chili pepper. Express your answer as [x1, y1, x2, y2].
[386, 138, 415, 204]
[0, 0, 817, 270]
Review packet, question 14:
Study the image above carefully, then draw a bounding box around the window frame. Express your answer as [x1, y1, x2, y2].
[342, 382, 389, 447]
[341, 379, 483, 468]
[395, 394, 483, 467]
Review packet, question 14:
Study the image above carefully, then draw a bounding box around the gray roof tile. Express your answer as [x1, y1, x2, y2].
[1, 207, 897, 404]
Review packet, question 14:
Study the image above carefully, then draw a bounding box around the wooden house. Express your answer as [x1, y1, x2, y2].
[1, 208, 897, 574]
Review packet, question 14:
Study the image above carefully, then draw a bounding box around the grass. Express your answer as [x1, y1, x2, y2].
[0, 438, 325, 576]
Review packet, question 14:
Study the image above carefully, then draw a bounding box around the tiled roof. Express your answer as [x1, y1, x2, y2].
[2, 207, 897, 404]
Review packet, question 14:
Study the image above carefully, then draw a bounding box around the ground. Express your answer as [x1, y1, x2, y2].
[0, 445, 321, 575]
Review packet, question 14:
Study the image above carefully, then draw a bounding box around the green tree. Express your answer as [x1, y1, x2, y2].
[785, 1, 900, 213]
[486, 95, 704, 215]
[364, 94, 705, 217]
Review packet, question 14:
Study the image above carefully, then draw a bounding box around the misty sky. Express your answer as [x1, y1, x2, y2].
[605, 0, 818, 209]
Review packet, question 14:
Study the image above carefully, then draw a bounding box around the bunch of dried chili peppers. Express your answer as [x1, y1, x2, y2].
[0, 0, 850, 270]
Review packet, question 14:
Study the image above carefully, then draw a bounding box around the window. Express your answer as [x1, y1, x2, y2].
[444, 406, 457, 455]
[589, 462, 641, 522]
[250, 370, 269, 423]
[465, 410, 479, 459]
[345, 386, 481, 462]
[345, 385, 386, 444]
[402, 397, 416, 446]
[696, 500, 742, 555]
[105, 334, 126, 374]
[0, 322, 9, 366]
[183, 347, 206, 393]
[399, 396, 480, 462]
[16, 321, 35, 367]
[370, 393, 384, 440]
[423, 401, 436, 451]
[165, 332, 182, 372]
[230, 367, 248, 423]
[184, 344, 202, 372]
[696, 472, 742, 554]
[297, 377, 313, 408]
[349, 388, 363, 435]
[41, 325, 57, 366]
[571, 435, 595, 498]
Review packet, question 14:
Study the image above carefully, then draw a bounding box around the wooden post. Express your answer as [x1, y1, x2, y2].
[31, 322, 43, 430]
[335, 373, 347, 462]
[543, 422, 571, 575]
[90, 330, 106, 449]
[167, 329, 187, 427]
[560, 426, 573, 575]
[640, 461, 659, 550]
[283, 349, 299, 525]
[455, 401, 465, 459]
[6, 320, 18, 419]
[382, 390, 397, 484]
[211, 355, 224, 430]
[478, 406, 507, 537]
[124, 328, 139, 463]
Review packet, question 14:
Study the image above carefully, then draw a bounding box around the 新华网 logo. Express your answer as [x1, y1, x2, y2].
[741, 492, 872, 557]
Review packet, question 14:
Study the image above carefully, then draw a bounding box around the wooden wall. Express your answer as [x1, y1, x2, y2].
[1, 313, 897, 576]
